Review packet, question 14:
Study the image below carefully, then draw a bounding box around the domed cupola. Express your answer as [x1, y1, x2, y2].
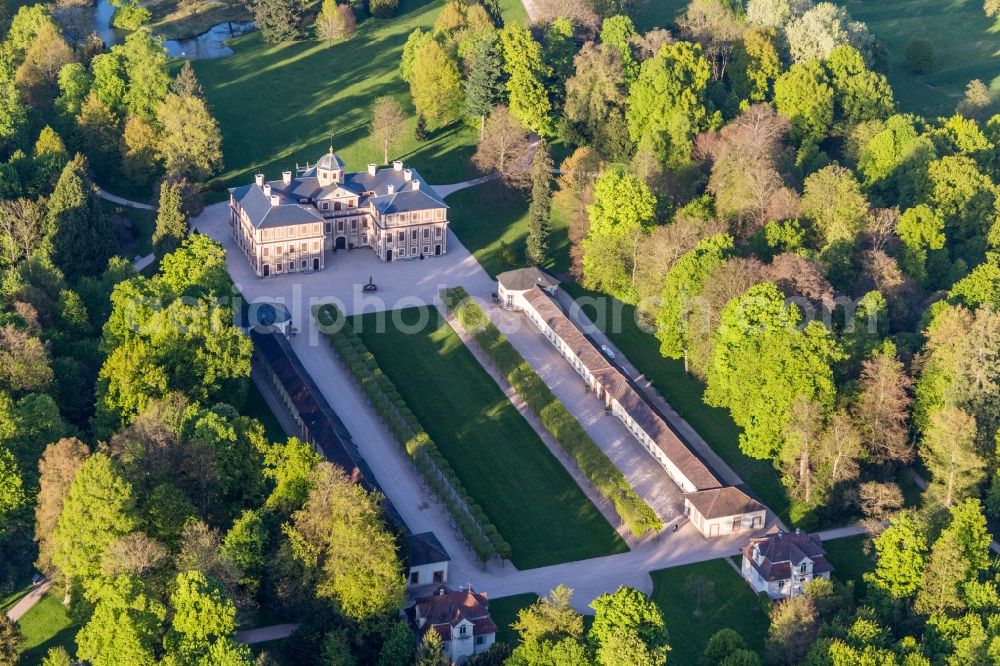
[316, 136, 345, 185]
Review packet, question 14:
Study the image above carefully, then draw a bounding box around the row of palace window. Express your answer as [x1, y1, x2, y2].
[261, 257, 321, 276]
[385, 227, 442, 245]
[260, 223, 322, 241]
[325, 219, 367, 234]
[261, 241, 322, 257]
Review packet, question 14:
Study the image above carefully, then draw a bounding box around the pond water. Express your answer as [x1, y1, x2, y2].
[93, 0, 254, 59]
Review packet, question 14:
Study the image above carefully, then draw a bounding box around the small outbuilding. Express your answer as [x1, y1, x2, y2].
[497, 267, 560, 310]
[413, 585, 497, 664]
[684, 486, 766, 538]
[405, 531, 450, 590]
[741, 528, 833, 599]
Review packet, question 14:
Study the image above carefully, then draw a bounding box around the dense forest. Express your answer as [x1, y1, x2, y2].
[401, 0, 1000, 661]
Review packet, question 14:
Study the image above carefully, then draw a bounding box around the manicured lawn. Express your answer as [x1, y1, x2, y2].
[629, 0, 688, 31]
[16, 592, 77, 666]
[446, 180, 572, 279]
[824, 534, 875, 602]
[833, 0, 1000, 118]
[559, 282, 792, 524]
[191, 0, 527, 201]
[353, 306, 627, 568]
[651, 559, 769, 666]
[489, 592, 538, 644]
[243, 381, 287, 444]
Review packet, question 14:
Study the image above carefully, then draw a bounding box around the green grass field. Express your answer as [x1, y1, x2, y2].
[651, 559, 769, 666]
[353, 306, 627, 568]
[446, 181, 572, 279]
[191, 0, 526, 200]
[15, 592, 77, 666]
[834, 0, 1000, 118]
[489, 592, 538, 644]
[824, 534, 875, 602]
[559, 283, 792, 524]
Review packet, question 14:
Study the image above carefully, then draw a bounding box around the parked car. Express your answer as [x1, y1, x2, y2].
[601, 344, 615, 359]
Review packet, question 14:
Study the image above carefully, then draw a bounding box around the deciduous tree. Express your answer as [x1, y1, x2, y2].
[316, 0, 356, 43]
[410, 40, 464, 130]
[369, 96, 406, 165]
[75, 574, 165, 665]
[626, 41, 712, 167]
[705, 282, 843, 459]
[853, 344, 913, 464]
[34, 437, 89, 574]
[581, 169, 656, 302]
[156, 92, 223, 181]
[801, 164, 869, 246]
[472, 105, 532, 188]
[920, 407, 985, 509]
[499, 24, 553, 136]
[52, 453, 137, 597]
[281, 463, 406, 620]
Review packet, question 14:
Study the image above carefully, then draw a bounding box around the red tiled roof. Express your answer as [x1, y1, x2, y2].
[521, 287, 721, 492]
[415, 586, 495, 640]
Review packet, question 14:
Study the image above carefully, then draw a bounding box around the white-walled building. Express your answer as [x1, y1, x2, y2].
[741, 529, 833, 599]
[405, 531, 450, 590]
[499, 269, 767, 538]
[414, 586, 497, 664]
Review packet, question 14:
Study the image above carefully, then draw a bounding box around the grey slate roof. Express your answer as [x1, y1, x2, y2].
[406, 532, 450, 567]
[230, 183, 324, 230]
[230, 155, 447, 228]
[497, 267, 561, 292]
[742, 530, 833, 582]
[316, 151, 346, 171]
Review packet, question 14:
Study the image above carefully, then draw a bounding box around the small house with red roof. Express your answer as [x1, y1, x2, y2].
[413, 585, 497, 663]
[741, 528, 834, 599]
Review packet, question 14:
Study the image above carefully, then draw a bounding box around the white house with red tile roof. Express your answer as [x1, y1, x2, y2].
[741, 528, 834, 599]
[414, 585, 497, 663]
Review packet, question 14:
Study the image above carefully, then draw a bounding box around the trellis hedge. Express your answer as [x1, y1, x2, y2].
[313, 303, 510, 564]
[444, 287, 663, 537]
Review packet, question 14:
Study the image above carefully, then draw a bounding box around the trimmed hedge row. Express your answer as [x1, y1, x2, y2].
[444, 288, 663, 537]
[313, 304, 511, 563]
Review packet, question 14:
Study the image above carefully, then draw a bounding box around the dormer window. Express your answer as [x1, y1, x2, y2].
[799, 562, 807, 573]
[459, 625, 468, 636]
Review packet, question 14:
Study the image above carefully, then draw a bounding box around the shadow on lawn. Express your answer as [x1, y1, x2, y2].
[20, 625, 76, 666]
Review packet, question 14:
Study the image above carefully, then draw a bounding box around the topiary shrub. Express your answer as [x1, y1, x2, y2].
[905, 39, 936, 74]
[369, 0, 399, 18]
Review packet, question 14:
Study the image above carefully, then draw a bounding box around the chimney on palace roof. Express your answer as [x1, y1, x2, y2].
[262, 184, 271, 197]
[387, 184, 395, 195]
[403, 168, 412, 182]
[393, 160, 403, 171]
[270, 195, 280, 206]
[412, 180, 420, 190]
[255, 173, 264, 187]
[368, 164, 377, 176]
[282, 171, 292, 185]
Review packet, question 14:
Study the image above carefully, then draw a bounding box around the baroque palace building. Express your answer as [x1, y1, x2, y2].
[229, 147, 449, 277]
